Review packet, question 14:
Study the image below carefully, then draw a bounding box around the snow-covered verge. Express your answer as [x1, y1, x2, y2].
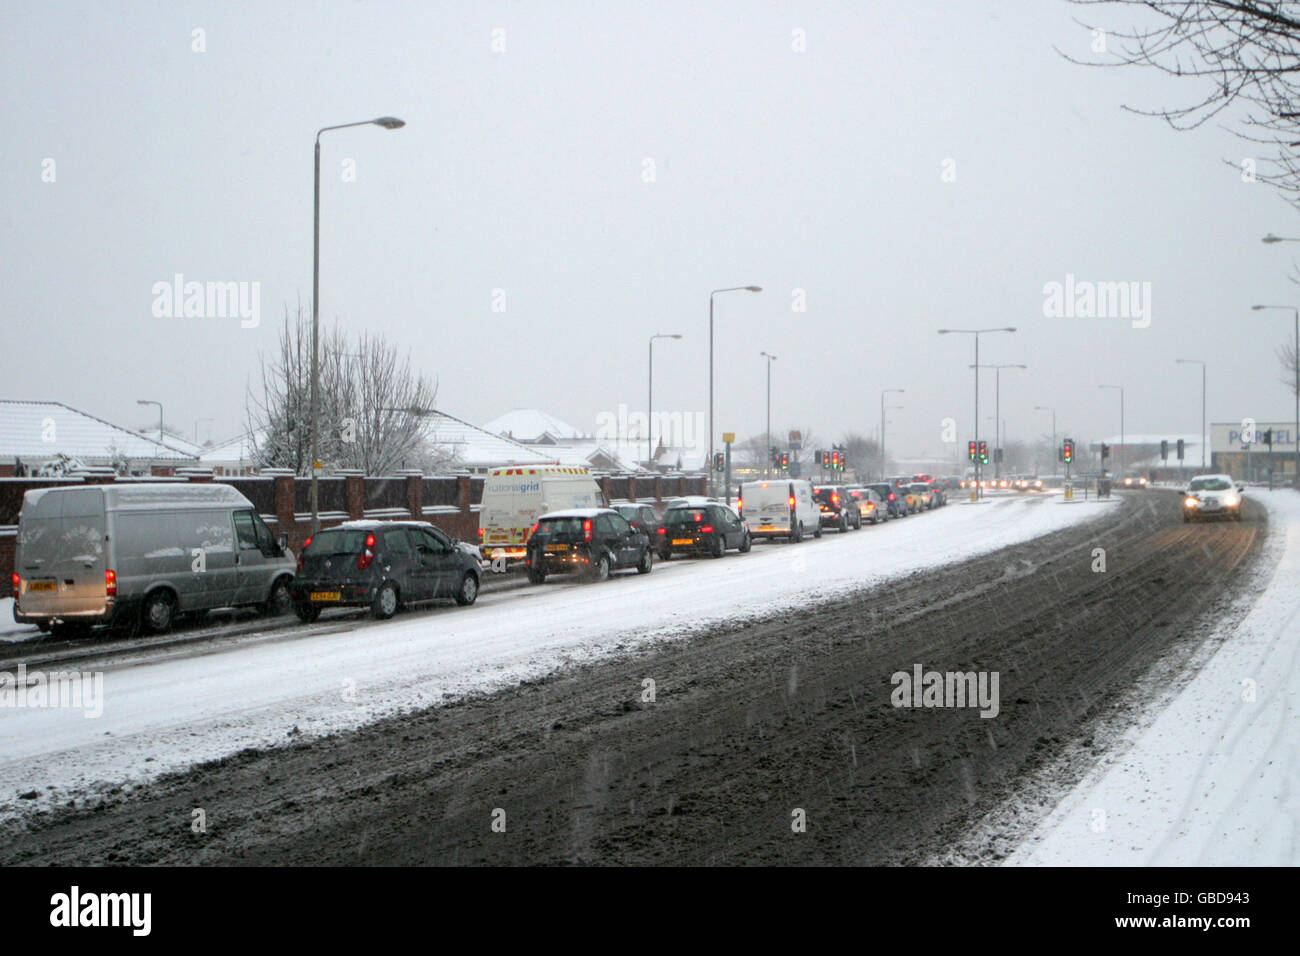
[1008, 490, 1300, 866]
[0, 493, 1102, 822]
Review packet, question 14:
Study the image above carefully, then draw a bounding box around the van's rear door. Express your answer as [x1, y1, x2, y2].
[16, 487, 107, 616]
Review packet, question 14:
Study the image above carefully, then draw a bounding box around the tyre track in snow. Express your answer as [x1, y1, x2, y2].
[0, 491, 1266, 865]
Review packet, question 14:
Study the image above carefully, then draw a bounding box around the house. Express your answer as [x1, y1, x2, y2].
[0, 400, 199, 476]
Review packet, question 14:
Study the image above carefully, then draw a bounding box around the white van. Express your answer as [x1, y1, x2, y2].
[738, 479, 820, 541]
[479, 465, 605, 563]
[12, 483, 296, 636]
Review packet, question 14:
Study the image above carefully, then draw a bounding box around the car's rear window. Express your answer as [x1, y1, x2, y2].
[665, 509, 708, 525]
[539, 517, 587, 535]
[303, 529, 370, 554]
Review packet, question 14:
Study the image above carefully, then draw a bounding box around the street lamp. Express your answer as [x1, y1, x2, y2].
[761, 351, 778, 477]
[938, 327, 1016, 498]
[708, 285, 762, 493]
[1174, 359, 1206, 471]
[137, 399, 163, 443]
[1099, 385, 1125, 475]
[880, 388, 904, 480]
[1250, 304, 1300, 485]
[970, 363, 1026, 478]
[648, 333, 682, 466]
[1033, 406, 1055, 473]
[311, 115, 406, 533]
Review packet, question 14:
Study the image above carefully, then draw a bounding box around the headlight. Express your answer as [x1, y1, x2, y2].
[1185, 497, 1199, 507]
[1224, 494, 1239, 506]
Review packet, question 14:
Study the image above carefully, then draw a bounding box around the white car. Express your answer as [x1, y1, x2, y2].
[1182, 474, 1243, 522]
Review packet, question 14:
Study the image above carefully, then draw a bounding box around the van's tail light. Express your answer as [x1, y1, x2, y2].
[11, 572, 19, 600]
[105, 569, 117, 597]
[788, 496, 796, 509]
[358, 533, 376, 570]
[583, 519, 593, 543]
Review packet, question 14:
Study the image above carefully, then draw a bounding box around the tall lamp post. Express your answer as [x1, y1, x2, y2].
[970, 363, 1026, 478]
[939, 327, 1016, 498]
[1099, 384, 1125, 475]
[310, 115, 406, 534]
[1174, 359, 1206, 472]
[1034, 405, 1055, 473]
[648, 333, 682, 466]
[761, 351, 778, 477]
[137, 399, 164, 443]
[708, 285, 762, 493]
[1250, 303, 1300, 485]
[880, 388, 904, 480]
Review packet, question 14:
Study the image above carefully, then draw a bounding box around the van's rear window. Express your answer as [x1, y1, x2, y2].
[303, 530, 369, 554]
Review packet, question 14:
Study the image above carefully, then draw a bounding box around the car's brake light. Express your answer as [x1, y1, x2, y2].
[831, 493, 839, 505]
[105, 569, 117, 598]
[701, 525, 714, 533]
[583, 519, 593, 543]
[656, 527, 665, 535]
[11, 572, 18, 600]
[303, 536, 313, 550]
[694, 513, 703, 521]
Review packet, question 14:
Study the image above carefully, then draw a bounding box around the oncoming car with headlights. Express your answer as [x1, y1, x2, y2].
[1182, 474, 1244, 522]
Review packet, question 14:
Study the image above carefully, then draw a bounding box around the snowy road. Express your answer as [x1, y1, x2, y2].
[1007, 489, 1300, 866]
[0, 493, 1099, 820]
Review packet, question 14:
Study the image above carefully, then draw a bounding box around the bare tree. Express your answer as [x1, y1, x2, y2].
[1063, 1, 1300, 204]
[841, 431, 880, 477]
[246, 304, 439, 475]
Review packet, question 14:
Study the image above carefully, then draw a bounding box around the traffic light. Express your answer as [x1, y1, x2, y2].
[713, 452, 725, 472]
[780, 452, 790, 470]
[1100, 442, 1109, 461]
[978, 441, 989, 464]
[1176, 438, 1185, 461]
[1160, 440, 1169, 461]
[831, 451, 840, 470]
[1264, 429, 1274, 449]
[968, 440, 978, 462]
[994, 447, 1003, 464]
[1063, 439, 1074, 464]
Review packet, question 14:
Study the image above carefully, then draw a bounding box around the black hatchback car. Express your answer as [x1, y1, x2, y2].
[611, 502, 669, 558]
[866, 482, 906, 518]
[526, 508, 653, 583]
[661, 503, 751, 558]
[813, 484, 861, 531]
[291, 520, 482, 622]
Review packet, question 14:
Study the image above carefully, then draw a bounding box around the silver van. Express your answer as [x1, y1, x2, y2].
[12, 483, 296, 636]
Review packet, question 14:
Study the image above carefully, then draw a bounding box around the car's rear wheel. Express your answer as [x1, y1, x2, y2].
[739, 531, 752, 553]
[455, 572, 479, 605]
[710, 535, 726, 558]
[637, 548, 653, 574]
[372, 582, 399, 619]
[591, 554, 611, 582]
[526, 567, 546, 584]
[813, 522, 823, 538]
[295, 600, 321, 623]
[141, 590, 176, 634]
[838, 514, 848, 533]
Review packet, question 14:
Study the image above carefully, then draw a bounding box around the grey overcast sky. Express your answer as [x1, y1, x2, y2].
[3, 1, 1298, 456]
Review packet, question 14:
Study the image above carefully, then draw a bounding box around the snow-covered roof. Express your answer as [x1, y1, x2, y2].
[0, 400, 198, 463]
[484, 408, 586, 443]
[200, 429, 266, 464]
[420, 410, 554, 468]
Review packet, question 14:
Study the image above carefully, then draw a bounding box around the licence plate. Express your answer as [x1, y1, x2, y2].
[671, 538, 695, 546]
[758, 525, 778, 532]
[310, 591, 341, 602]
[28, 581, 56, 592]
[546, 543, 570, 552]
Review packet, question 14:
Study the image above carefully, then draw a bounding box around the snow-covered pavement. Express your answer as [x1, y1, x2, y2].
[1009, 490, 1300, 866]
[0, 493, 1101, 818]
